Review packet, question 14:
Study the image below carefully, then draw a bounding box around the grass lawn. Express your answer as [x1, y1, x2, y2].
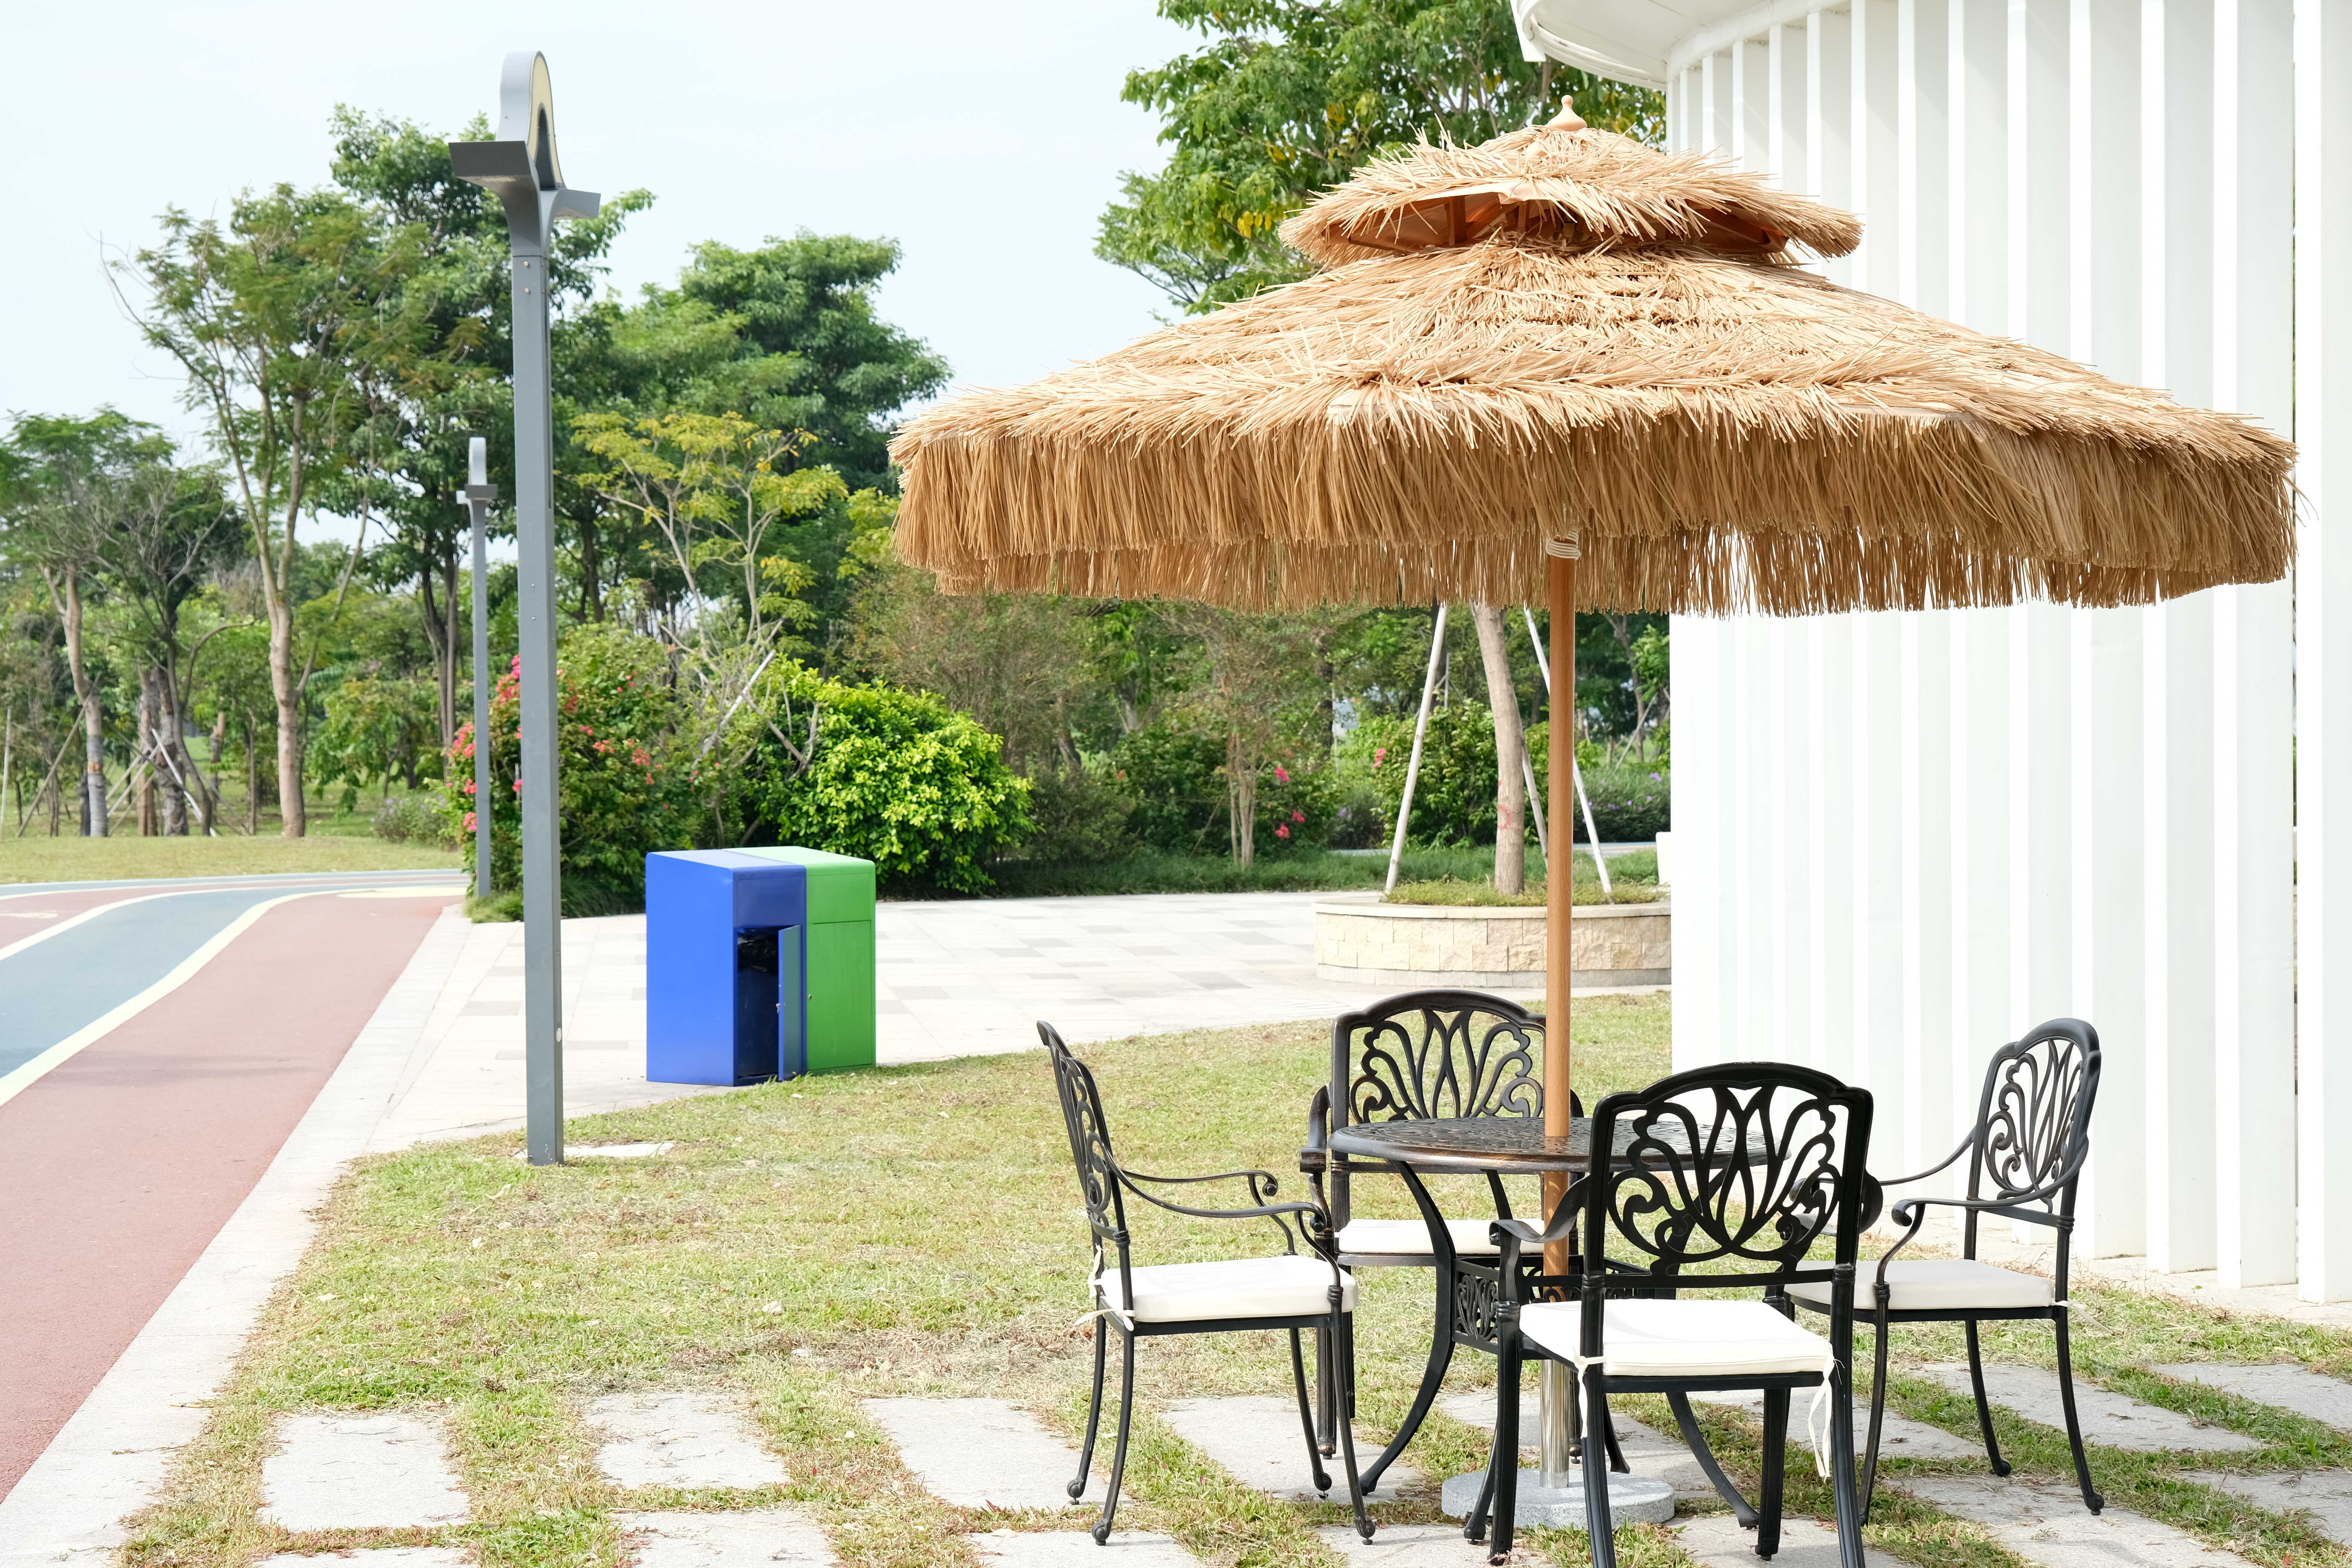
[0, 831, 459, 885]
[121, 999, 2352, 1568]
[987, 844, 1658, 901]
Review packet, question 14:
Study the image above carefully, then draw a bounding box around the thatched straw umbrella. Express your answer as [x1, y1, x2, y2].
[890, 101, 2294, 1453]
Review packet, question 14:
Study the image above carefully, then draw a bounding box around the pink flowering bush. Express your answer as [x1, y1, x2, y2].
[446, 625, 697, 909]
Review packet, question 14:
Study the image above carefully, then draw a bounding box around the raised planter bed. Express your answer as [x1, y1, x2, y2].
[1312, 893, 1671, 990]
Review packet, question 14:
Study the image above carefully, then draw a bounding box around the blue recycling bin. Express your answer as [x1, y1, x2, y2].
[644, 847, 876, 1086]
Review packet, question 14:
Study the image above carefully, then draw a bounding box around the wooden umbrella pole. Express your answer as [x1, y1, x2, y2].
[1544, 545, 1575, 1269]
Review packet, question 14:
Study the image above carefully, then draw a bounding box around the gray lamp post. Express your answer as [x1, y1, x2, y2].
[458, 436, 497, 898]
[451, 54, 599, 1167]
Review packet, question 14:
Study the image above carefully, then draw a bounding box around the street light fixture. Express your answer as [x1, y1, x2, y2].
[450, 53, 599, 1168]
[458, 436, 497, 899]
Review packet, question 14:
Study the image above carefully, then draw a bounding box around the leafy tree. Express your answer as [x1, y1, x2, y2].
[1101, 0, 1665, 311]
[328, 109, 650, 742]
[570, 411, 847, 652]
[116, 184, 436, 836]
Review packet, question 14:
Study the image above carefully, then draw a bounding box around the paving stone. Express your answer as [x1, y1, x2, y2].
[1922, 1363, 2262, 1452]
[1691, 1389, 1986, 1460]
[1317, 1522, 1540, 1563]
[2185, 1469, 2352, 1545]
[260, 1412, 469, 1531]
[863, 1397, 1101, 1510]
[2156, 1363, 2352, 1432]
[1902, 1476, 2261, 1566]
[1439, 1391, 1712, 1495]
[1163, 1395, 1416, 1502]
[257, 1553, 470, 1568]
[617, 1508, 835, 1566]
[589, 1392, 789, 1490]
[1677, 1514, 1909, 1566]
[968, 1529, 1203, 1566]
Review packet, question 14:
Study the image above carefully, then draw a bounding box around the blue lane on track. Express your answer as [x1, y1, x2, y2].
[0, 875, 462, 1079]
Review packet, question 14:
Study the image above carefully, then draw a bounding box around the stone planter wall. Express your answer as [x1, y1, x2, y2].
[1312, 893, 1671, 990]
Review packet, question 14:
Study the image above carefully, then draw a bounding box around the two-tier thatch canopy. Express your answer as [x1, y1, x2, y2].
[890, 103, 2298, 1274]
[892, 107, 2295, 617]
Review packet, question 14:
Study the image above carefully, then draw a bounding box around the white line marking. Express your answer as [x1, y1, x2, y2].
[0, 889, 338, 1112]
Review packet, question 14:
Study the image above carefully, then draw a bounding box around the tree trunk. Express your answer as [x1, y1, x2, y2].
[1470, 603, 1529, 894]
[137, 671, 159, 836]
[245, 712, 260, 835]
[442, 551, 461, 747]
[1227, 728, 1257, 868]
[268, 597, 304, 836]
[58, 575, 107, 839]
[159, 666, 187, 836]
[579, 518, 603, 622]
[421, 566, 454, 747]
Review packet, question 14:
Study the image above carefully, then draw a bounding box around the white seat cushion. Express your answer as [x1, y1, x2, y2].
[1101, 1256, 1357, 1324]
[1519, 1298, 1836, 1380]
[1786, 1259, 2055, 1313]
[1336, 1217, 1502, 1257]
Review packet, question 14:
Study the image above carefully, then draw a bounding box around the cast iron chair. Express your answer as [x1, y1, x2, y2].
[1299, 991, 1604, 1486]
[1789, 1017, 2104, 1520]
[1483, 1062, 1876, 1568]
[1042, 1021, 1373, 1545]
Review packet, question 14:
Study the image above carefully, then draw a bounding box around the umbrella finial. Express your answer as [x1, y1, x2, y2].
[1549, 97, 1588, 131]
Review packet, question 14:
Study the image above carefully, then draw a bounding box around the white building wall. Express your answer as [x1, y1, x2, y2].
[1664, 0, 2307, 1290]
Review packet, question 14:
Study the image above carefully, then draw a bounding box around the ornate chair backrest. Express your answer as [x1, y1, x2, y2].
[1963, 1018, 2101, 1255]
[1580, 1063, 1874, 1324]
[1040, 1021, 1133, 1300]
[1327, 990, 1549, 1224]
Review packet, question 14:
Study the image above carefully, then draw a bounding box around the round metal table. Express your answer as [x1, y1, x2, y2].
[1325, 1115, 1699, 1531]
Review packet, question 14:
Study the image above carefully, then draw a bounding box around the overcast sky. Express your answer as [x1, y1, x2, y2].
[0, 0, 1195, 463]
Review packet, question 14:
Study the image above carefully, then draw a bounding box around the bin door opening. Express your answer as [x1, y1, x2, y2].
[732, 927, 782, 1084]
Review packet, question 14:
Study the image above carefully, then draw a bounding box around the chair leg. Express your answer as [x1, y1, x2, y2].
[1583, 1369, 1620, 1568]
[1859, 1312, 1892, 1524]
[1362, 1263, 1457, 1493]
[1828, 1365, 1869, 1568]
[1070, 1321, 1109, 1500]
[1482, 1319, 1524, 1558]
[1287, 1327, 1334, 1495]
[1093, 1330, 1138, 1545]
[1964, 1320, 2011, 1477]
[1756, 1388, 1789, 1560]
[2052, 1312, 2105, 1514]
[1314, 1324, 1337, 1458]
[1604, 1412, 1629, 1473]
[1667, 1391, 1759, 1528]
[1330, 1311, 1375, 1541]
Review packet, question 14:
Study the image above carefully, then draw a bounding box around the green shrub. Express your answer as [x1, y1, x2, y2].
[1572, 762, 1671, 842]
[1018, 762, 1137, 862]
[1338, 711, 1670, 847]
[446, 624, 700, 910]
[735, 664, 1032, 894]
[372, 789, 455, 846]
[1114, 717, 1227, 853]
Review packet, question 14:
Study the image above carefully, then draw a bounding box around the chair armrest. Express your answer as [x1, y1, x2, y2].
[1300, 1086, 1330, 1174]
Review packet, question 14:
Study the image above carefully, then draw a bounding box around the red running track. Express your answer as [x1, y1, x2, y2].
[0, 889, 449, 1497]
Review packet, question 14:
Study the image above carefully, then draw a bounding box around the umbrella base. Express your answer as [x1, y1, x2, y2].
[1438, 1469, 1675, 1527]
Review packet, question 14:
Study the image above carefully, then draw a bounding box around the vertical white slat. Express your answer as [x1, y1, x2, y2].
[2010, 605, 2074, 1024]
[1951, 609, 2011, 1121]
[2141, 0, 2220, 1277]
[1854, 0, 1902, 296]
[2210, 0, 2295, 1290]
[2297, 0, 2352, 1300]
[1735, 38, 1773, 167]
[1898, 0, 1952, 316]
[1899, 618, 1955, 1176]
[1813, 616, 1859, 1081]
[1809, 7, 1857, 288]
[2067, 0, 2147, 1263]
[1857, 613, 1906, 1109]
[1770, 22, 1810, 191]
[2008, 0, 2075, 1095]
[1949, 0, 2012, 1135]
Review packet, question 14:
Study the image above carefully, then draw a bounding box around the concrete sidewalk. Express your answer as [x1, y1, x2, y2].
[368, 892, 1536, 1146]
